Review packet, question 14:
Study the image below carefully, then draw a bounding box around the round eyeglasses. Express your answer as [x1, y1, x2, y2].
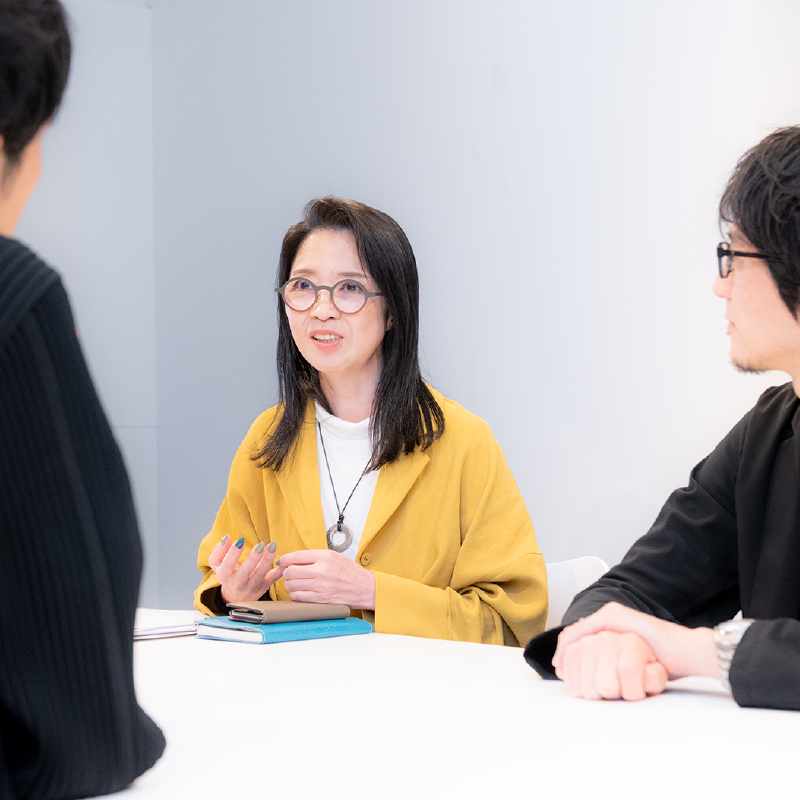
[717, 242, 779, 278]
[276, 277, 383, 314]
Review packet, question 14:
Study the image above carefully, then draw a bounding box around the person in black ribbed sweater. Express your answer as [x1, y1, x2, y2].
[0, 1, 165, 796]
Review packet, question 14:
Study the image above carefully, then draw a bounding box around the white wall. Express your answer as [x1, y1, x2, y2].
[17, 0, 800, 609]
[153, 0, 797, 606]
[16, 0, 159, 603]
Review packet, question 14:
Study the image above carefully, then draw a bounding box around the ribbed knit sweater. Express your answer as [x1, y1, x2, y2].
[0, 236, 164, 798]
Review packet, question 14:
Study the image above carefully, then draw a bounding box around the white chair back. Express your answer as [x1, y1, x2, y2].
[544, 556, 609, 631]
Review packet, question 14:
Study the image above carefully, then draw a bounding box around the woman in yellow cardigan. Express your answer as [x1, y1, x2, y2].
[195, 197, 546, 646]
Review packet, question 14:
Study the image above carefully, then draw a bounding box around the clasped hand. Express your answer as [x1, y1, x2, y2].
[279, 549, 376, 610]
[552, 602, 717, 701]
[209, 538, 375, 610]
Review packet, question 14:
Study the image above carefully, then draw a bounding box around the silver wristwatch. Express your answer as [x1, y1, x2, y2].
[713, 618, 754, 690]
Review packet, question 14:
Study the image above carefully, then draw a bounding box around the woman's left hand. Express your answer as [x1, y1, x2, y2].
[278, 549, 376, 609]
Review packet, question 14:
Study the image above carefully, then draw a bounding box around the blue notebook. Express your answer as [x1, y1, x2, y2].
[196, 615, 372, 644]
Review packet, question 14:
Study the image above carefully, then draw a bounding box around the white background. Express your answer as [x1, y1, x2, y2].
[16, 0, 800, 607]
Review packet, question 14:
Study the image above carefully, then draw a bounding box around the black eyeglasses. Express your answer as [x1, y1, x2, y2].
[276, 277, 383, 314]
[717, 242, 779, 278]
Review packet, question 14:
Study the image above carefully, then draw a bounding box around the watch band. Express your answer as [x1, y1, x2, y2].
[713, 618, 754, 690]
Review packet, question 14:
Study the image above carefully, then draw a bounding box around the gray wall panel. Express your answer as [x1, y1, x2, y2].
[16, 0, 158, 605]
[115, 427, 159, 605]
[16, 0, 799, 610]
[152, 0, 786, 607]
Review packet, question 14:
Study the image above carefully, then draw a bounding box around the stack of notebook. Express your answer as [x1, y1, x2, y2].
[195, 601, 372, 644]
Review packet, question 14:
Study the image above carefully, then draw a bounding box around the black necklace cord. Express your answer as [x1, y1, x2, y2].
[317, 421, 368, 531]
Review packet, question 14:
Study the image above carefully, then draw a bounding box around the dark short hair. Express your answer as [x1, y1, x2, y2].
[255, 196, 444, 472]
[0, 0, 71, 166]
[720, 126, 800, 314]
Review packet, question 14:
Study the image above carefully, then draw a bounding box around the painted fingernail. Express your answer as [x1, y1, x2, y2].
[267, 542, 277, 554]
[220, 535, 228, 546]
[235, 537, 245, 549]
[253, 542, 265, 554]
[276, 558, 281, 566]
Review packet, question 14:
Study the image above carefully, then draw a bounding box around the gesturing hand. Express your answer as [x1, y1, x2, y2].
[209, 535, 283, 606]
[552, 602, 717, 701]
[278, 549, 376, 609]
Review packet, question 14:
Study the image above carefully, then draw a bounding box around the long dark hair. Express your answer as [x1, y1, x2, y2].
[254, 196, 444, 472]
[720, 125, 800, 315]
[0, 0, 71, 168]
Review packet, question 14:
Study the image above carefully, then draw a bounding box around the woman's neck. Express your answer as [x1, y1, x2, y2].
[320, 371, 379, 423]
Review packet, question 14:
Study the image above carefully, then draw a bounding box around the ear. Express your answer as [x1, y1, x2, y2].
[0, 135, 8, 190]
[385, 315, 394, 331]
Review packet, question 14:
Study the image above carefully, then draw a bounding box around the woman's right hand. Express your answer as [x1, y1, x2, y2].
[208, 536, 283, 605]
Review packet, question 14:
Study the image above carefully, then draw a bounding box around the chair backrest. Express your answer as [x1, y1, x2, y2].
[544, 556, 609, 631]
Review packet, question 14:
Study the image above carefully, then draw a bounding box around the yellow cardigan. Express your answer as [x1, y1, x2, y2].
[195, 390, 547, 646]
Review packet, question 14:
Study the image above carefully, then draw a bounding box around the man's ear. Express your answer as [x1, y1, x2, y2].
[0, 136, 7, 187]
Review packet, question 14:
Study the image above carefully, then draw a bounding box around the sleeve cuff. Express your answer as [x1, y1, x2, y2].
[372, 571, 449, 639]
[523, 627, 563, 680]
[201, 585, 230, 616]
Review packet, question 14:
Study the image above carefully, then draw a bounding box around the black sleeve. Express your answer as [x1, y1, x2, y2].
[201, 584, 274, 616]
[524, 411, 747, 678]
[202, 585, 230, 615]
[523, 627, 562, 679]
[730, 620, 800, 711]
[0, 264, 165, 797]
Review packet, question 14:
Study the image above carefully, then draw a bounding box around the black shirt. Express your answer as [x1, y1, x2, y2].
[0, 237, 165, 798]
[525, 382, 800, 711]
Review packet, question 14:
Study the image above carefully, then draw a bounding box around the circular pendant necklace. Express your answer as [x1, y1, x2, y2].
[318, 421, 370, 553]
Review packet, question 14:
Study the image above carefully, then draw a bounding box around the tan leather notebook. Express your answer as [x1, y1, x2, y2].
[226, 600, 350, 624]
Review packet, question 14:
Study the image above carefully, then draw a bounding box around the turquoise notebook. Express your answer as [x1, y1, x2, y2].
[196, 615, 372, 644]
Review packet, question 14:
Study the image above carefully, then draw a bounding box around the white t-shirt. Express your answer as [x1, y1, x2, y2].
[315, 403, 380, 560]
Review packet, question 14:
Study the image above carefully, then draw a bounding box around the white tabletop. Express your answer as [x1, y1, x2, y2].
[109, 610, 799, 799]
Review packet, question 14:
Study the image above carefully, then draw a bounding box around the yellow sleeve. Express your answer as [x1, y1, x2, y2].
[369, 421, 547, 646]
[193, 421, 272, 615]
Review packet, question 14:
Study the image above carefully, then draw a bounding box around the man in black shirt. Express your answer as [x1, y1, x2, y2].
[525, 126, 800, 712]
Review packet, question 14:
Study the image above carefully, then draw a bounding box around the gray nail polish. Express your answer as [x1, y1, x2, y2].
[267, 542, 277, 553]
[276, 558, 281, 566]
[253, 542, 265, 555]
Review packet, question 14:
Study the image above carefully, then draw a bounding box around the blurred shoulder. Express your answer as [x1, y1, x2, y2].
[0, 236, 61, 346]
[0, 236, 59, 301]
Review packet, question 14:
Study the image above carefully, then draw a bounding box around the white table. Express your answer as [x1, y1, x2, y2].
[109, 610, 799, 799]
